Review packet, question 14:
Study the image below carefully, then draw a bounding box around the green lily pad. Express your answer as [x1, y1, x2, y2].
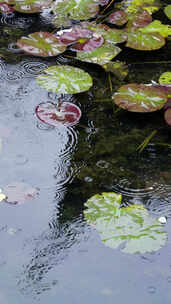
[17, 32, 66, 57]
[13, 0, 52, 13]
[102, 61, 128, 80]
[36, 65, 93, 94]
[140, 20, 171, 38]
[0, 0, 14, 4]
[159, 72, 171, 85]
[126, 29, 165, 50]
[77, 42, 121, 65]
[113, 83, 167, 112]
[164, 5, 171, 20]
[84, 192, 167, 254]
[118, 0, 161, 14]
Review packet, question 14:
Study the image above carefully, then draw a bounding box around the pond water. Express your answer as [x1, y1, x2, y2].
[0, 5, 171, 304]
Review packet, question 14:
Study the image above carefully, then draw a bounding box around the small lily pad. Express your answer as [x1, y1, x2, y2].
[3, 182, 39, 204]
[13, 0, 52, 13]
[17, 32, 66, 57]
[108, 10, 128, 26]
[102, 61, 128, 80]
[77, 42, 121, 65]
[0, 2, 14, 13]
[113, 83, 167, 112]
[126, 29, 165, 50]
[36, 65, 93, 94]
[164, 5, 171, 20]
[84, 192, 167, 254]
[159, 72, 171, 85]
[35, 102, 81, 127]
[129, 9, 152, 28]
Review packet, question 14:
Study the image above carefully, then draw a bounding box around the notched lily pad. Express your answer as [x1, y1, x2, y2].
[3, 182, 39, 204]
[113, 83, 167, 112]
[35, 102, 81, 127]
[36, 65, 93, 94]
[17, 32, 66, 57]
[84, 192, 167, 254]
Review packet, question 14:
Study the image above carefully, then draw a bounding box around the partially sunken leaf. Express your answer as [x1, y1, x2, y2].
[108, 10, 128, 26]
[102, 61, 128, 80]
[3, 182, 39, 204]
[77, 42, 121, 65]
[113, 83, 167, 112]
[36, 65, 93, 94]
[140, 20, 171, 38]
[35, 102, 81, 127]
[164, 5, 171, 20]
[84, 192, 167, 254]
[17, 32, 66, 57]
[13, 0, 52, 13]
[126, 29, 165, 50]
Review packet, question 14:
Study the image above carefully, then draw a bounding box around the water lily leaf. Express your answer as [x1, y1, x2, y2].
[113, 83, 167, 112]
[108, 10, 128, 26]
[13, 0, 52, 13]
[52, 14, 72, 28]
[164, 5, 171, 20]
[58, 26, 104, 52]
[140, 20, 171, 38]
[35, 102, 81, 127]
[128, 9, 152, 28]
[3, 182, 39, 204]
[77, 42, 121, 65]
[164, 108, 171, 126]
[84, 192, 167, 254]
[118, 0, 161, 14]
[52, 0, 99, 21]
[17, 32, 66, 57]
[102, 61, 128, 80]
[159, 72, 171, 85]
[126, 29, 165, 50]
[0, 2, 14, 13]
[36, 65, 93, 94]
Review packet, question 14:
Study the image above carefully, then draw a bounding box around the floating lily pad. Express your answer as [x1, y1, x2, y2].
[35, 102, 81, 127]
[140, 20, 171, 38]
[17, 32, 66, 57]
[84, 192, 167, 254]
[159, 72, 171, 85]
[113, 83, 167, 112]
[108, 10, 128, 26]
[77, 42, 121, 65]
[129, 9, 152, 28]
[0, 2, 14, 13]
[102, 61, 128, 80]
[0, 0, 14, 4]
[13, 0, 52, 13]
[118, 0, 161, 14]
[126, 29, 165, 50]
[3, 182, 39, 204]
[36, 65, 93, 94]
[164, 108, 171, 126]
[164, 5, 171, 20]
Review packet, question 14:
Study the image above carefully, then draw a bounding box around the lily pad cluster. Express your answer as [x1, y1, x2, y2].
[84, 192, 167, 254]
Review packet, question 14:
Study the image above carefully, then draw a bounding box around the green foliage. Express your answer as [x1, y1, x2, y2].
[159, 72, 171, 85]
[84, 192, 167, 254]
[164, 5, 171, 20]
[140, 20, 171, 38]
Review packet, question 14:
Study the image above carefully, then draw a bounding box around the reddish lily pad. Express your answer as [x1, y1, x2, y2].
[0, 2, 14, 13]
[108, 10, 128, 26]
[3, 182, 39, 204]
[17, 32, 66, 57]
[126, 29, 165, 50]
[130, 9, 152, 28]
[13, 0, 52, 13]
[35, 102, 81, 127]
[113, 83, 167, 112]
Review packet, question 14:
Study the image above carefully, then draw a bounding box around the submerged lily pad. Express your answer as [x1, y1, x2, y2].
[126, 29, 165, 50]
[84, 192, 167, 254]
[113, 83, 167, 112]
[17, 32, 66, 57]
[36, 65, 93, 94]
[164, 5, 171, 20]
[35, 102, 81, 127]
[77, 42, 121, 65]
[3, 182, 39, 204]
[102, 61, 128, 80]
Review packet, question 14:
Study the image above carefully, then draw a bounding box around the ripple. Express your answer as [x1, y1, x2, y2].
[5, 69, 25, 81]
[20, 60, 48, 77]
[146, 190, 171, 217]
[0, 16, 35, 28]
[54, 126, 78, 158]
[54, 157, 78, 190]
[7, 42, 23, 54]
[0, 58, 6, 79]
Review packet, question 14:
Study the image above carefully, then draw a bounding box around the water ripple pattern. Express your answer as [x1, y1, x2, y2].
[5, 69, 25, 81]
[20, 59, 48, 77]
[0, 59, 6, 80]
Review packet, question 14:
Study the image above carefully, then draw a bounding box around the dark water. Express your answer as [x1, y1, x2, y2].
[0, 4, 171, 304]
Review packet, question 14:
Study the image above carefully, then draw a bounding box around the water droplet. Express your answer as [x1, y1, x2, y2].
[147, 286, 156, 294]
[158, 216, 167, 224]
[84, 176, 93, 182]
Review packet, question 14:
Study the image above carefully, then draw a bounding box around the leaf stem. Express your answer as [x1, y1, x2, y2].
[136, 130, 157, 153]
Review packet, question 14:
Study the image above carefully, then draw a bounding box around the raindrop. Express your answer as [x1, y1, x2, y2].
[147, 286, 156, 294]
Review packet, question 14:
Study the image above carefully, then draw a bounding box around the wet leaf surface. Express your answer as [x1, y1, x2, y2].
[139, 20, 171, 38]
[35, 102, 81, 127]
[113, 83, 167, 112]
[164, 4, 171, 20]
[17, 32, 66, 57]
[102, 61, 128, 80]
[13, 0, 52, 13]
[84, 192, 167, 254]
[3, 182, 39, 204]
[108, 10, 128, 26]
[36, 65, 93, 94]
[126, 29, 165, 50]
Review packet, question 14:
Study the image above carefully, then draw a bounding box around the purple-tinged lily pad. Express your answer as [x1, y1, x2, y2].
[35, 102, 81, 127]
[0, 2, 14, 13]
[129, 9, 152, 28]
[108, 10, 128, 26]
[17, 32, 66, 57]
[126, 29, 165, 50]
[3, 182, 39, 204]
[13, 0, 52, 13]
[113, 83, 168, 112]
[100, 0, 109, 5]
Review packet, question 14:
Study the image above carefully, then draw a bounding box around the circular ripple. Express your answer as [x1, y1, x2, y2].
[36, 121, 55, 131]
[54, 126, 78, 158]
[146, 190, 171, 217]
[0, 59, 6, 79]
[0, 16, 35, 28]
[5, 69, 25, 81]
[20, 60, 48, 77]
[7, 42, 23, 54]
